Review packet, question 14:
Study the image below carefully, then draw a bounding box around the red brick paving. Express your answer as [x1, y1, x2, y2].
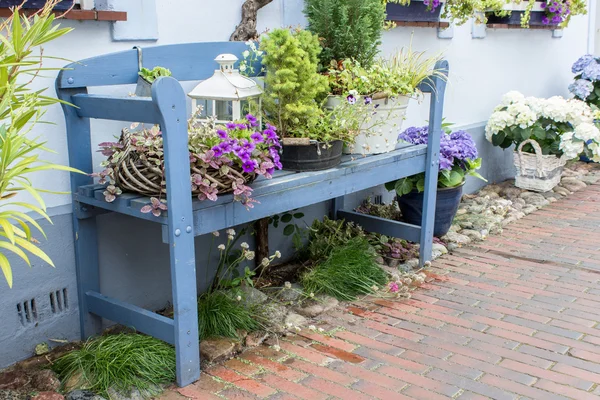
[165, 184, 600, 399]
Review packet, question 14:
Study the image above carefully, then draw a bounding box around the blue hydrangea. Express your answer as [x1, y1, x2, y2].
[399, 126, 478, 171]
[581, 61, 600, 81]
[569, 79, 594, 100]
[572, 54, 596, 74]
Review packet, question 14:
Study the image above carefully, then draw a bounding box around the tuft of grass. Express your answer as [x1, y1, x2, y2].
[52, 333, 175, 398]
[301, 237, 388, 301]
[198, 291, 260, 340]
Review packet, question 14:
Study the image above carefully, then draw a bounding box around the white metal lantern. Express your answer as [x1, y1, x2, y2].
[188, 53, 262, 124]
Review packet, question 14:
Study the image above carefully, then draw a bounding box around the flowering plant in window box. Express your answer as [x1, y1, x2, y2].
[93, 112, 282, 211]
[384, 124, 485, 236]
[486, 91, 599, 191]
[485, 0, 587, 28]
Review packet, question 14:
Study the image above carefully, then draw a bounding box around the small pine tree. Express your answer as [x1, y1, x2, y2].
[304, 0, 386, 68]
[260, 28, 329, 138]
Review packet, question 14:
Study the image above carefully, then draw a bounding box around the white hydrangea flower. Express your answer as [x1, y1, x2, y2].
[541, 96, 568, 122]
[574, 122, 600, 142]
[559, 132, 585, 159]
[500, 91, 525, 106]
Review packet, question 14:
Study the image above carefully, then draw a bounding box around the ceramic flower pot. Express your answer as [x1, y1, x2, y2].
[280, 139, 343, 171]
[386, 0, 444, 23]
[325, 95, 410, 155]
[396, 182, 464, 237]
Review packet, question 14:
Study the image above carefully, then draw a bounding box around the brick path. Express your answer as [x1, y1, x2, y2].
[165, 184, 600, 400]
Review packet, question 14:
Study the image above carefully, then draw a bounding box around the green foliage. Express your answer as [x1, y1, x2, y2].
[0, 2, 80, 288]
[260, 28, 329, 139]
[197, 291, 261, 339]
[52, 334, 175, 398]
[301, 237, 387, 301]
[328, 41, 444, 98]
[138, 66, 172, 83]
[304, 0, 386, 67]
[270, 210, 306, 250]
[304, 216, 365, 262]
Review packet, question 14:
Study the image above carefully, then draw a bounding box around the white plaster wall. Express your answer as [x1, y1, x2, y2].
[24, 0, 590, 209]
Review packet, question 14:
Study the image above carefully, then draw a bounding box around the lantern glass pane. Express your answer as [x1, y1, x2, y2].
[195, 99, 211, 118]
[215, 100, 232, 121]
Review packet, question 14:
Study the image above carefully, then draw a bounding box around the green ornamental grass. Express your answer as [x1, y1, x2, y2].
[302, 237, 387, 301]
[197, 291, 260, 339]
[52, 334, 175, 398]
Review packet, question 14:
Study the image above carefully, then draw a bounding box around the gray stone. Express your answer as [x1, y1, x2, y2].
[315, 295, 338, 313]
[31, 393, 63, 400]
[66, 391, 105, 400]
[432, 243, 448, 255]
[442, 232, 471, 245]
[553, 186, 571, 196]
[431, 250, 443, 260]
[294, 303, 324, 318]
[446, 242, 460, 251]
[284, 312, 307, 328]
[245, 331, 269, 347]
[295, 295, 338, 318]
[522, 205, 538, 215]
[405, 258, 420, 269]
[560, 177, 587, 192]
[260, 304, 288, 331]
[200, 337, 237, 363]
[468, 204, 485, 213]
[30, 370, 60, 392]
[0, 390, 26, 400]
[519, 192, 549, 207]
[238, 286, 268, 308]
[580, 175, 600, 184]
[276, 284, 304, 303]
[460, 229, 483, 241]
[0, 371, 28, 391]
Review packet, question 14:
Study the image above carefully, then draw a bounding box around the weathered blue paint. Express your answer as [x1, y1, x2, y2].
[419, 60, 449, 267]
[56, 42, 447, 387]
[87, 291, 175, 343]
[337, 210, 421, 243]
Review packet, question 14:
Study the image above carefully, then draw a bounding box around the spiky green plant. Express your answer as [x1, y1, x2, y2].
[52, 334, 175, 398]
[0, 1, 80, 288]
[302, 237, 388, 301]
[198, 290, 261, 339]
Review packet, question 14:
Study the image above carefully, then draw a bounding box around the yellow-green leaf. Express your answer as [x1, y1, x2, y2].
[0, 253, 13, 288]
[0, 218, 16, 244]
[13, 236, 54, 267]
[0, 240, 30, 266]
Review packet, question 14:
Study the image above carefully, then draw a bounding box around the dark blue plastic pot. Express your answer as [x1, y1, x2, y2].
[486, 10, 555, 27]
[386, 1, 443, 23]
[396, 182, 464, 237]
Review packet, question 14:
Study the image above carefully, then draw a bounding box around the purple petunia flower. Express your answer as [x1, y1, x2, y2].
[242, 159, 258, 173]
[264, 128, 277, 141]
[212, 145, 224, 157]
[540, 2, 546, 8]
[246, 114, 258, 127]
[250, 132, 264, 143]
[548, 5, 556, 12]
[217, 129, 228, 139]
[542, 16, 550, 24]
[226, 122, 237, 130]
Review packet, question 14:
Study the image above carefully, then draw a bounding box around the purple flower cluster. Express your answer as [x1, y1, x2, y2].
[569, 79, 594, 100]
[398, 126, 478, 171]
[422, 0, 441, 12]
[540, 0, 571, 25]
[210, 115, 282, 174]
[572, 54, 596, 74]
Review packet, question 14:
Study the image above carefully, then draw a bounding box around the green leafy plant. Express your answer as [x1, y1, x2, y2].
[304, 0, 386, 68]
[52, 333, 175, 397]
[304, 216, 365, 262]
[260, 28, 329, 139]
[0, 1, 81, 288]
[327, 41, 444, 98]
[302, 237, 387, 301]
[270, 210, 306, 250]
[197, 291, 260, 339]
[138, 66, 172, 83]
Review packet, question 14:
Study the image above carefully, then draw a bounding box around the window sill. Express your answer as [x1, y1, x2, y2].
[486, 24, 555, 30]
[0, 8, 127, 21]
[388, 21, 450, 28]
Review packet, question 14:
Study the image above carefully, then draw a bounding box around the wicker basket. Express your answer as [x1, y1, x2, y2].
[111, 128, 255, 199]
[513, 139, 566, 192]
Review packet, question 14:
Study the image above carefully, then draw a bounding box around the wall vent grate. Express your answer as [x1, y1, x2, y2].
[50, 288, 69, 314]
[16, 298, 38, 326]
[373, 195, 383, 205]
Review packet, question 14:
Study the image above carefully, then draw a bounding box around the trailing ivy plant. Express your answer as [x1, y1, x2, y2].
[0, 1, 80, 288]
[304, 0, 386, 68]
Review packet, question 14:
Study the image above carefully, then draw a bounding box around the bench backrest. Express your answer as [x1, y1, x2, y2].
[57, 42, 262, 89]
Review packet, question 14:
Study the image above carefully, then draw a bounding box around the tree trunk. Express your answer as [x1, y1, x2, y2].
[230, 0, 274, 42]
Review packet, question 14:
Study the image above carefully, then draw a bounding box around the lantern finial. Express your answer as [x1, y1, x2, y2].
[215, 54, 238, 73]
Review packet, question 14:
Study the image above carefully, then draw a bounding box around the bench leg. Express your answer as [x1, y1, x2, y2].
[73, 212, 102, 339]
[169, 232, 200, 387]
[330, 196, 345, 219]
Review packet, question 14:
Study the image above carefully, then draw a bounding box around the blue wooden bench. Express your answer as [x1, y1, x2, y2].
[56, 42, 447, 387]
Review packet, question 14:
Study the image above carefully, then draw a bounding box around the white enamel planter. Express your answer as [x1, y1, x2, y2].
[325, 95, 410, 155]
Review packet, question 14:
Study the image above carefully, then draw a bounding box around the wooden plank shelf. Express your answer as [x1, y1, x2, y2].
[56, 42, 448, 388]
